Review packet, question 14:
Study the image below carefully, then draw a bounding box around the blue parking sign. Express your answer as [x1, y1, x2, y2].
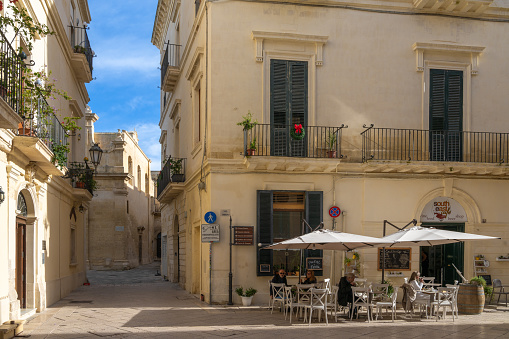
[204, 211, 217, 224]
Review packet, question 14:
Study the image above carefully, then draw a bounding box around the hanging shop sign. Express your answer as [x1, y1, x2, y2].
[420, 197, 467, 223]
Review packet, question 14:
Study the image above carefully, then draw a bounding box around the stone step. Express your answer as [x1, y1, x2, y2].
[0, 320, 25, 339]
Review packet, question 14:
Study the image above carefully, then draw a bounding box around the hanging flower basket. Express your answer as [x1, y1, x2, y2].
[290, 124, 305, 140]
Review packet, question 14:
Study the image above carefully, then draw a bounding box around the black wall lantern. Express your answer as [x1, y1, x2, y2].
[89, 143, 103, 172]
[0, 186, 5, 204]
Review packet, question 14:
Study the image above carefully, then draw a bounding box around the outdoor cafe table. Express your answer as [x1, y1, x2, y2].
[421, 289, 439, 317]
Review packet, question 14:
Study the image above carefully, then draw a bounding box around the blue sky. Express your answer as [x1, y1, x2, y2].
[87, 0, 161, 170]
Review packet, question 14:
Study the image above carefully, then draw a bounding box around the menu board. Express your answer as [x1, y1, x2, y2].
[377, 248, 411, 271]
[306, 257, 323, 270]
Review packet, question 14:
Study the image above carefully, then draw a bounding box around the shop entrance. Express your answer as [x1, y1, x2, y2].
[420, 223, 464, 286]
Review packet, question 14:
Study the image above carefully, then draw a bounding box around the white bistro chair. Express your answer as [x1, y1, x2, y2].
[351, 286, 375, 322]
[303, 288, 328, 325]
[375, 287, 399, 322]
[431, 287, 456, 321]
[270, 283, 286, 314]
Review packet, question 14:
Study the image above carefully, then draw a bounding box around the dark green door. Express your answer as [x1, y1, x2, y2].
[270, 59, 308, 157]
[429, 69, 463, 162]
[420, 223, 464, 285]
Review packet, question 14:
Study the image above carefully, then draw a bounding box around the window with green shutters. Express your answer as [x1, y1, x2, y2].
[429, 69, 463, 161]
[256, 190, 323, 276]
[270, 60, 308, 157]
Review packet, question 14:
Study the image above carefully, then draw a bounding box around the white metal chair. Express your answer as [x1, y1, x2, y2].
[371, 283, 389, 302]
[491, 279, 509, 306]
[270, 283, 286, 314]
[303, 288, 328, 325]
[284, 286, 307, 323]
[375, 287, 399, 322]
[445, 284, 459, 319]
[327, 285, 338, 321]
[355, 278, 368, 288]
[431, 287, 456, 321]
[350, 286, 375, 322]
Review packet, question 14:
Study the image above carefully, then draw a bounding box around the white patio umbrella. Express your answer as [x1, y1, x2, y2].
[264, 229, 393, 251]
[380, 226, 500, 282]
[381, 226, 500, 246]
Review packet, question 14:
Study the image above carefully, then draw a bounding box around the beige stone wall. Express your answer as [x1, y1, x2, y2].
[88, 131, 156, 270]
[153, 0, 509, 304]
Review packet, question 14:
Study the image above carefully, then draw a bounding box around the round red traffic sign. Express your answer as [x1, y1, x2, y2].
[329, 206, 341, 218]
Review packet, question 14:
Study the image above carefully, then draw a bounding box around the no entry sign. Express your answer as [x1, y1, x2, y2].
[329, 206, 341, 218]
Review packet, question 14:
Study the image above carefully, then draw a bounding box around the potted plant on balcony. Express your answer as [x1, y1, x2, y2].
[51, 143, 70, 170]
[235, 286, 257, 306]
[236, 111, 258, 131]
[74, 45, 86, 54]
[327, 132, 337, 158]
[247, 137, 257, 156]
[170, 158, 184, 182]
[62, 116, 82, 136]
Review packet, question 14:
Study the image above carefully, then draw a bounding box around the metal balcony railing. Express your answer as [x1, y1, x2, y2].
[243, 124, 347, 158]
[160, 43, 181, 87]
[361, 125, 509, 164]
[0, 29, 23, 114]
[157, 156, 186, 197]
[18, 96, 68, 158]
[70, 26, 94, 76]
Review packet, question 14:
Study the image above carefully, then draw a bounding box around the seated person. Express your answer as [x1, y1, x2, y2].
[270, 269, 287, 297]
[300, 270, 317, 284]
[337, 273, 358, 316]
[409, 271, 430, 300]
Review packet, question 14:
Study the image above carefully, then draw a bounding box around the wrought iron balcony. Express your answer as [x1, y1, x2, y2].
[17, 96, 68, 162]
[157, 156, 186, 198]
[0, 29, 23, 127]
[361, 125, 509, 164]
[243, 124, 347, 159]
[160, 43, 181, 92]
[70, 25, 93, 82]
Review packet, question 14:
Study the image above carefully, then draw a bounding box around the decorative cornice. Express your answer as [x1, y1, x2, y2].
[77, 0, 92, 24]
[151, 0, 171, 49]
[185, 47, 204, 80]
[251, 31, 328, 65]
[412, 42, 485, 74]
[413, 0, 494, 16]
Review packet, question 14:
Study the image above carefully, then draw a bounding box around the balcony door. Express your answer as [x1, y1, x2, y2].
[429, 69, 463, 161]
[270, 60, 308, 157]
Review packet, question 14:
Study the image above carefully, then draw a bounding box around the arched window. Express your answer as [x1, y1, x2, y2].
[17, 192, 27, 217]
[128, 156, 133, 185]
[137, 166, 141, 190]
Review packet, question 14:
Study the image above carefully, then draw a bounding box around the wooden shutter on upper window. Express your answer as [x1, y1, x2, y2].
[257, 190, 273, 276]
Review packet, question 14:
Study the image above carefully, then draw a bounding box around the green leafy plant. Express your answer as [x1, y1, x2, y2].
[52, 143, 70, 169]
[73, 45, 86, 54]
[469, 276, 492, 296]
[327, 132, 337, 150]
[344, 257, 352, 265]
[169, 158, 183, 174]
[236, 111, 258, 131]
[381, 279, 394, 297]
[62, 116, 81, 135]
[235, 287, 257, 297]
[249, 137, 257, 151]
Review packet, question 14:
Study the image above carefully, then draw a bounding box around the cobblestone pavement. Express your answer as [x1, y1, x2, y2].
[21, 262, 509, 338]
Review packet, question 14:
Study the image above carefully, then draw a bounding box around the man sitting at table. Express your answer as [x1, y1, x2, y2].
[338, 273, 358, 317]
[270, 269, 288, 297]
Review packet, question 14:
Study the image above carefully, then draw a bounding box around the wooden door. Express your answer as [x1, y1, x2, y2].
[16, 218, 26, 308]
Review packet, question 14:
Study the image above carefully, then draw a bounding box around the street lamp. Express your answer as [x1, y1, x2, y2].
[89, 143, 103, 172]
[0, 186, 5, 205]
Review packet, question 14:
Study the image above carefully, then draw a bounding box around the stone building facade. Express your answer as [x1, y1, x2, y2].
[152, 0, 509, 304]
[87, 131, 157, 270]
[0, 0, 95, 322]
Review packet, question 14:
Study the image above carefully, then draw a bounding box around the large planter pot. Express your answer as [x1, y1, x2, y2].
[458, 283, 485, 314]
[327, 150, 336, 158]
[241, 296, 253, 306]
[171, 174, 185, 182]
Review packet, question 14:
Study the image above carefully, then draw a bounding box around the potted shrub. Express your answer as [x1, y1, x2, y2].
[235, 287, 257, 306]
[170, 159, 184, 182]
[236, 111, 258, 131]
[247, 137, 257, 156]
[327, 132, 337, 158]
[458, 276, 490, 315]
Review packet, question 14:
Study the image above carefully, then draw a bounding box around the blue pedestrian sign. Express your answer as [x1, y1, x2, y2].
[204, 211, 217, 224]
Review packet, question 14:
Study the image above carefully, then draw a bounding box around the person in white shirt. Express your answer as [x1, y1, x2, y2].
[409, 271, 430, 300]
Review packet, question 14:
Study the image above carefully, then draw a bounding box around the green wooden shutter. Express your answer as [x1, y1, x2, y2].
[270, 60, 308, 157]
[257, 190, 273, 276]
[429, 69, 463, 161]
[304, 191, 323, 275]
